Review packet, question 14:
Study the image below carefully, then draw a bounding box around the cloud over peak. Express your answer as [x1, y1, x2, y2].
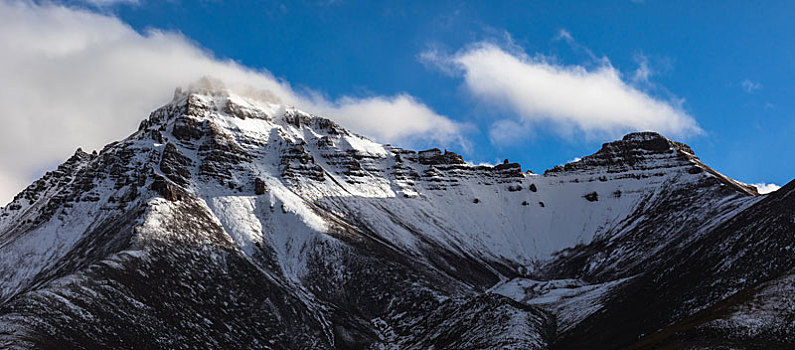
[425, 41, 702, 143]
[0, 0, 466, 206]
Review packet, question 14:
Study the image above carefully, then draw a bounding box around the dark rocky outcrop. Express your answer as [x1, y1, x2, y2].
[254, 178, 267, 195]
[159, 143, 192, 185]
[171, 115, 204, 141]
[150, 175, 181, 202]
[418, 148, 465, 165]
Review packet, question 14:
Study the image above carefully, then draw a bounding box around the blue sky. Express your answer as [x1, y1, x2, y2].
[0, 0, 792, 203]
[115, 0, 793, 181]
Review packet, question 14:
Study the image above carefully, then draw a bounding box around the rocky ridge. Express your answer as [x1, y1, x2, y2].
[0, 87, 792, 349]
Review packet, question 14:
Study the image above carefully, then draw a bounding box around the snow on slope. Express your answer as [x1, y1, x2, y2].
[148, 90, 644, 277]
[490, 277, 632, 332]
[0, 86, 760, 301]
[124, 87, 758, 281]
[0, 141, 155, 303]
[0, 85, 776, 350]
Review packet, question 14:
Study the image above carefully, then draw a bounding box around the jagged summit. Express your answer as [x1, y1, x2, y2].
[622, 130, 666, 140]
[615, 131, 695, 155]
[2, 86, 786, 349]
[544, 130, 759, 195]
[1, 88, 759, 265]
[550, 130, 693, 171]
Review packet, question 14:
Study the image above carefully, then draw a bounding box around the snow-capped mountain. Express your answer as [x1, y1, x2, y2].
[1, 87, 792, 349]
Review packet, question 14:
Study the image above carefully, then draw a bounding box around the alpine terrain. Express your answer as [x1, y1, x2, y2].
[1, 86, 793, 349]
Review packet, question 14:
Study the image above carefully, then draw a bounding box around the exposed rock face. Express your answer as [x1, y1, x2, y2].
[150, 175, 181, 202]
[417, 148, 466, 165]
[171, 115, 204, 141]
[159, 143, 192, 185]
[254, 178, 267, 195]
[0, 88, 791, 350]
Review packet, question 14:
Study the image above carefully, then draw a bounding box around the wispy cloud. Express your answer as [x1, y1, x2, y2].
[0, 0, 466, 206]
[553, 29, 604, 64]
[741, 79, 762, 93]
[77, 0, 140, 8]
[554, 29, 574, 43]
[632, 53, 653, 84]
[423, 39, 701, 144]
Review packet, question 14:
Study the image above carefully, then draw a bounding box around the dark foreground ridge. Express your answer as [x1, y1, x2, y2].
[1, 88, 792, 349]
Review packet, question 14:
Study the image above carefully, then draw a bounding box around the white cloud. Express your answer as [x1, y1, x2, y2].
[741, 79, 762, 93]
[78, 0, 139, 7]
[632, 54, 653, 84]
[424, 42, 702, 144]
[753, 183, 780, 194]
[487, 119, 534, 146]
[0, 0, 465, 206]
[320, 94, 470, 148]
[554, 29, 574, 43]
[552, 29, 602, 64]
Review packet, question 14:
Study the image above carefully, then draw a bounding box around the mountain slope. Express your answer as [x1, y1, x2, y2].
[0, 87, 790, 349]
[572, 179, 795, 349]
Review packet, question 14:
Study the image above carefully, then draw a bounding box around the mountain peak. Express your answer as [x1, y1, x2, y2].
[604, 131, 690, 154]
[621, 130, 666, 141]
[546, 131, 693, 174]
[543, 131, 757, 195]
[2, 86, 781, 349]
